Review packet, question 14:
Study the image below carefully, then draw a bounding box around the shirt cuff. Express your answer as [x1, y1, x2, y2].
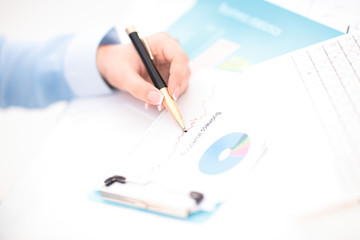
[64, 26, 120, 97]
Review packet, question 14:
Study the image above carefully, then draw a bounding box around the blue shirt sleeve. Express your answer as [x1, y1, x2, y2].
[0, 26, 120, 108]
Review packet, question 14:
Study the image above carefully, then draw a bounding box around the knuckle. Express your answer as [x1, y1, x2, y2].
[182, 53, 190, 63]
[159, 31, 170, 39]
[172, 37, 180, 44]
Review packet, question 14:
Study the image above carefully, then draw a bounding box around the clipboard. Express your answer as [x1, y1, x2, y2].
[99, 175, 204, 218]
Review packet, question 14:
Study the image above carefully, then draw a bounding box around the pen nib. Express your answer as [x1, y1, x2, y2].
[177, 119, 187, 133]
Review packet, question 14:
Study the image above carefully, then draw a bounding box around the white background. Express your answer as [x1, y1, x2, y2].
[0, 1, 360, 239]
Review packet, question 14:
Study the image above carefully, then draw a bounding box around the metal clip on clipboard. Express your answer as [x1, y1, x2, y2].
[100, 175, 204, 218]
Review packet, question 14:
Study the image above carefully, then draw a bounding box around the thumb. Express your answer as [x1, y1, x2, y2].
[124, 72, 163, 106]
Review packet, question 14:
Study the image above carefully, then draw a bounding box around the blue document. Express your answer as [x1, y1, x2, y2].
[167, 0, 343, 71]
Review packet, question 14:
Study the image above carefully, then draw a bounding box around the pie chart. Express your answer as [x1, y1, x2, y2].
[199, 132, 250, 175]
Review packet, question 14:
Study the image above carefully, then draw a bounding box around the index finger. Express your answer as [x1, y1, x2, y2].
[150, 33, 190, 97]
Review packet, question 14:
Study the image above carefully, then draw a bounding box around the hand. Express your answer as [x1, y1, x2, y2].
[96, 32, 191, 109]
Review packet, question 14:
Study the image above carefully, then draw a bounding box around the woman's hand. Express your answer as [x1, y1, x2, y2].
[97, 32, 191, 109]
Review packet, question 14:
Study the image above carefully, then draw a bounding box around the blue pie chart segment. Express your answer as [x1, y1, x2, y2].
[199, 132, 250, 175]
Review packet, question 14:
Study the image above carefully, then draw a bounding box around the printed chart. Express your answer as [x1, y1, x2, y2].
[199, 132, 250, 175]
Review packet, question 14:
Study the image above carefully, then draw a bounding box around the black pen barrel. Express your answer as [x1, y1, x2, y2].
[128, 31, 166, 90]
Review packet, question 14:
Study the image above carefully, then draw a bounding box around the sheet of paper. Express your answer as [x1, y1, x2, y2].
[269, 0, 360, 33]
[99, 69, 266, 211]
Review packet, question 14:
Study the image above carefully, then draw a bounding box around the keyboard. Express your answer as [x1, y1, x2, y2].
[292, 33, 360, 187]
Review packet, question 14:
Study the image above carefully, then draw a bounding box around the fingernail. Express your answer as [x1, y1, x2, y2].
[172, 86, 180, 101]
[147, 90, 163, 105]
[157, 105, 164, 112]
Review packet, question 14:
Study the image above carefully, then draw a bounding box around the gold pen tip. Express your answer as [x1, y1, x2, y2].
[177, 119, 186, 132]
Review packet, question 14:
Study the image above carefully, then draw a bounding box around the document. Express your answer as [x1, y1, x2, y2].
[97, 69, 266, 217]
[167, 0, 343, 71]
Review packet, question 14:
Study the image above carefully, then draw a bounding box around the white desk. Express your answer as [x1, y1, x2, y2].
[1, 1, 360, 239]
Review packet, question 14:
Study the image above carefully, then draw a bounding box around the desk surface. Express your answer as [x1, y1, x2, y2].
[1, 0, 360, 239]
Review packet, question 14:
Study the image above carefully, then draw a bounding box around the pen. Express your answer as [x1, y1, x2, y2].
[126, 26, 187, 132]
